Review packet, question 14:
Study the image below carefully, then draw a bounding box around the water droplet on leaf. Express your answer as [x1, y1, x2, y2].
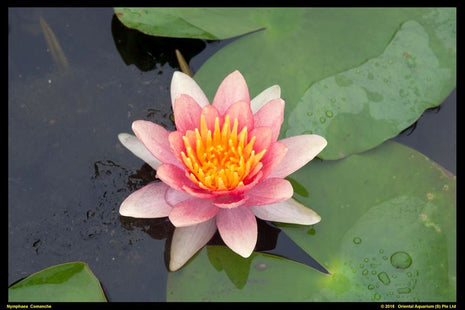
[377, 272, 391, 285]
[397, 287, 411, 294]
[364, 88, 384, 102]
[390, 251, 412, 269]
[255, 262, 268, 271]
[406, 57, 416, 68]
[353, 237, 362, 244]
[399, 89, 409, 97]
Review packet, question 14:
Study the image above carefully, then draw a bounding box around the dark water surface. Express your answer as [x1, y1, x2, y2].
[8, 8, 456, 301]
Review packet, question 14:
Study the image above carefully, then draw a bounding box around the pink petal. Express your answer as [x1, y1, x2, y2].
[242, 163, 264, 185]
[216, 207, 257, 258]
[249, 127, 272, 154]
[165, 187, 191, 206]
[250, 85, 281, 113]
[156, 163, 193, 192]
[181, 185, 216, 199]
[168, 131, 185, 163]
[169, 197, 219, 227]
[119, 182, 172, 218]
[213, 194, 248, 209]
[257, 141, 288, 180]
[253, 98, 285, 142]
[118, 133, 161, 170]
[270, 135, 327, 178]
[244, 178, 293, 206]
[171, 71, 210, 110]
[182, 130, 198, 151]
[132, 120, 180, 167]
[169, 218, 217, 271]
[220, 171, 263, 197]
[249, 198, 321, 225]
[212, 70, 250, 115]
[223, 100, 254, 132]
[200, 105, 221, 130]
[173, 94, 202, 133]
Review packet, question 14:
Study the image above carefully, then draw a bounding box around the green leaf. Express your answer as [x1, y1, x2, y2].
[286, 20, 455, 159]
[280, 140, 456, 301]
[114, 8, 264, 40]
[8, 262, 107, 302]
[167, 246, 330, 301]
[166, 141, 455, 301]
[115, 8, 456, 159]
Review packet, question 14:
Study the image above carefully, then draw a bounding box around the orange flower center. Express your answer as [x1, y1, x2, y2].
[181, 114, 266, 191]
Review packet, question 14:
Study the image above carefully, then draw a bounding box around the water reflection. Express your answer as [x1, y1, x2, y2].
[39, 16, 70, 75]
[111, 14, 206, 72]
[398, 105, 441, 136]
[113, 161, 282, 272]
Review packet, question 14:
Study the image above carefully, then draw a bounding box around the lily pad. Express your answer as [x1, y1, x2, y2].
[286, 20, 454, 159]
[281, 140, 456, 301]
[8, 262, 107, 302]
[114, 7, 456, 159]
[167, 246, 333, 301]
[114, 7, 264, 40]
[166, 141, 456, 301]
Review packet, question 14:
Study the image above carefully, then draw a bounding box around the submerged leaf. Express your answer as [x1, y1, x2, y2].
[39, 16, 70, 75]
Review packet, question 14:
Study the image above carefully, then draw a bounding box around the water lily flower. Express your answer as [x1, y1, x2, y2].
[118, 70, 327, 271]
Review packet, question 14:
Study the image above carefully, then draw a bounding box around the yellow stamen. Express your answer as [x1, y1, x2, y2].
[181, 114, 266, 191]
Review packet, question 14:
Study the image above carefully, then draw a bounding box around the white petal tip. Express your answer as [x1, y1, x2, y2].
[168, 260, 184, 272]
[117, 132, 132, 143]
[251, 84, 282, 113]
[118, 202, 140, 218]
[119, 204, 135, 218]
[170, 71, 209, 108]
[236, 249, 253, 258]
[270, 84, 281, 95]
[298, 205, 322, 225]
[117, 132, 161, 170]
[307, 214, 322, 225]
[309, 134, 328, 149]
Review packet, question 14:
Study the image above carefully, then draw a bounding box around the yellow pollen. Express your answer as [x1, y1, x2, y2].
[181, 114, 266, 191]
